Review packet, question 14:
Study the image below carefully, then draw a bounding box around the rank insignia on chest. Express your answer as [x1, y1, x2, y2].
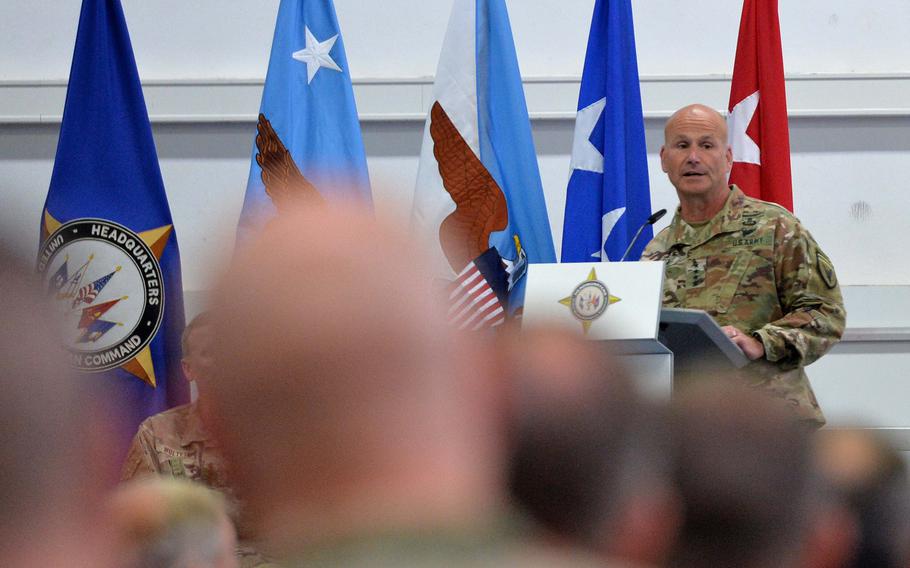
[687, 258, 706, 289]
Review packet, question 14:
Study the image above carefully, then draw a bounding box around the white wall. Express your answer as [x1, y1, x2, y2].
[1, 1, 908, 437]
[4, 1, 910, 80]
[3, 1, 910, 282]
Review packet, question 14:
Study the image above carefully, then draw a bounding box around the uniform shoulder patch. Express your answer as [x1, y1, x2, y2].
[817, 250, 837, 289]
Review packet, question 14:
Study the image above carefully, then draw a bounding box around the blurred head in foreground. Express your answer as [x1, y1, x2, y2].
[0, 247, 113, 566]
[204, 204, 506, 554]
[814, 428, 910, 568]
[506, 327, 677, 566]
[108, 477, 238, 568]
[668, 382, 815, 568]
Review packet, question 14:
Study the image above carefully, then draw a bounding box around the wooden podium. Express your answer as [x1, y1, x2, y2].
[521, 262, 747, 399]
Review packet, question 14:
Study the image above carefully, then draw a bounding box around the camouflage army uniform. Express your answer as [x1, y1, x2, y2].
[643, 185, 846, 426]
[283, 515, 603, 567]
[121, 401, 273, 568]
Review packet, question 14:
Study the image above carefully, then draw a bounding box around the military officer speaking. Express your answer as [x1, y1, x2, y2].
[643, 104, 846, 426]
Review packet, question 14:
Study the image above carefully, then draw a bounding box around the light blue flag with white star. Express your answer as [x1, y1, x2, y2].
[561, 0, 652, 262]
[237, 0, 371, 241]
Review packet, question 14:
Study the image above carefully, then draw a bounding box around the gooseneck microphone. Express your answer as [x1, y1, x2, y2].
[619, 209, 667, 261]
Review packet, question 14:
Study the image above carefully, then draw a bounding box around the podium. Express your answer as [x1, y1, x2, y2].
[658, 307, 748, 383]
[521, 262, 747, 399]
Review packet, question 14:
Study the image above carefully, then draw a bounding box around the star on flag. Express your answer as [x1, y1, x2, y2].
[292, 26, 342, 84]
[728, 90, 761, 166]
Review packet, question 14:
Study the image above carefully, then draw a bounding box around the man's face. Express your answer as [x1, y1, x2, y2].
[182, 325, 215, 383]
[660, 108, 733, 200]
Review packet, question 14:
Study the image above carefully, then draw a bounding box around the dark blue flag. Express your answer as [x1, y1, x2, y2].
[561, 0, 653, 262]
[37, 0, 188, 452]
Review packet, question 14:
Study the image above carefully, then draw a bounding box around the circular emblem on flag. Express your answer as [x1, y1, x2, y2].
[36, 218, 164, 372]
[568, 279, 610, 322]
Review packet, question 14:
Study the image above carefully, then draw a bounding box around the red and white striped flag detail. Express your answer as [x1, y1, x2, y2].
[447, 261, 506, 331]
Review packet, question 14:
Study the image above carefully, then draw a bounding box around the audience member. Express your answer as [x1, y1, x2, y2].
[0, 248, 115, 567]
[107, 477, 240, 568]
[797, 475, 859, 568]
[815, 428, 910, 568]
[202, 204, 599, 567]
[667, 382, 816, 568]
[506, 327, 678, 567]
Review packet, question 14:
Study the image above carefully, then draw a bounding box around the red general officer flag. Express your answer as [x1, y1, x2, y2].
[727, 0, 793, 211]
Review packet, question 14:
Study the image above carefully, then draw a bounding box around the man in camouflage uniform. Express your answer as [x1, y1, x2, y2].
[121, 312, 273, 567]
[643, 104, 846, 426]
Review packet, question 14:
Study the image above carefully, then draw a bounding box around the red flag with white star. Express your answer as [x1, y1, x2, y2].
[727, 0, 793, 211]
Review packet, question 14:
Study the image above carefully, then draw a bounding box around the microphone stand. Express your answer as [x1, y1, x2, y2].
[619, 209, 667, 261]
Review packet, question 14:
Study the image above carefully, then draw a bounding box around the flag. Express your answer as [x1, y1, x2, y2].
[46, 258, 69, 296]
[447, 247, 510, 330]
[78, 297, 124, 329]
[727, 0, 793, 211]
[236, 0, 372, 241]
[36, 0, 188, 451]
[560, 0, 652, 263]
[71, 267, 119, 308]
[411, 0, 555, 316]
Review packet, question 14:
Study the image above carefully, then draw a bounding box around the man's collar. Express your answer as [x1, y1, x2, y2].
[668, 185, 746, 247]
[178, 400, 215, 447]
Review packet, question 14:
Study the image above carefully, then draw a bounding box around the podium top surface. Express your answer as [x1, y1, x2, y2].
[660, 308, 749, 368]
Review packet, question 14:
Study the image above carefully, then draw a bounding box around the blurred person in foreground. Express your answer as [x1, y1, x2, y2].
[203, 204, 600, 567]
[0, 248, 115, 567]
[121, 312, 270, 567]
[667, 382, 817, 568]
[814, 428, 910, 568]
[506, 327, 679, 567]
[107, 477, 240, 568]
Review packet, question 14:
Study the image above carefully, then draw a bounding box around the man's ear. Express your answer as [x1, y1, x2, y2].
[181, 359, 194, 383]
[659, 145, 669, 173]
[725, 145, 733, 173]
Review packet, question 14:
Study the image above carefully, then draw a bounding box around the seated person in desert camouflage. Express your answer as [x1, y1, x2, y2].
[121, 312, 271, 568]
[643, 104, 846, 427]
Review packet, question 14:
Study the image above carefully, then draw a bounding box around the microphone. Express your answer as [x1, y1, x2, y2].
[619, 209, 667, 261]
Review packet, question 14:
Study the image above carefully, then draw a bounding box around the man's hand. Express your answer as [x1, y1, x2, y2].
[721, 326, 765, 360]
